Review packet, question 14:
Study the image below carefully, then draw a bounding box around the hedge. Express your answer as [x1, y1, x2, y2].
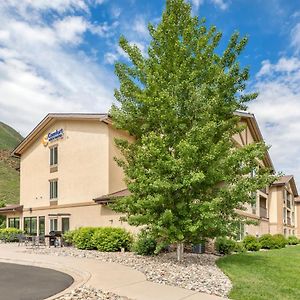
[0, 228, 23, 242]
[133, 230, 157, 256]
[243, 235, 261, 251]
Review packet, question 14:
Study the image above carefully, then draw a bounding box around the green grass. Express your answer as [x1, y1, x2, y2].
[217, 245, 300, 300]
[0, 161, 20, 204]
[0, 121, 22, 204]
[0, 121, 23, 150]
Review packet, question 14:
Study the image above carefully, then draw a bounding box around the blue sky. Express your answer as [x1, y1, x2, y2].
[1, 0, 300, 183]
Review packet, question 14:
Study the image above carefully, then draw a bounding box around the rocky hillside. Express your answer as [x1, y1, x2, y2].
[0, 121, 23, 204]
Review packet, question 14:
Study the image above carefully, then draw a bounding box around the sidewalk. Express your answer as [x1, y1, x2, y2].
[0, 244, 225, 300]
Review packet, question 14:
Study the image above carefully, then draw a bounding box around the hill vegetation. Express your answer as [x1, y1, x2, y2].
[0, 121, 23, 204]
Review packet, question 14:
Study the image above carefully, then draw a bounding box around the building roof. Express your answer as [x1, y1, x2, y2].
[93, 189, 131, 204]
[272, 175, 298, 196]
[234, 111, 274, 171]
[0, 205, 23, 214]
[12, 113, 109, 156]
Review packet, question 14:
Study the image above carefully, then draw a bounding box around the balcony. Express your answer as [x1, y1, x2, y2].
[260, 207, 268, 218]
[287, 217, 291, 226]
[287, 200, 291, 209]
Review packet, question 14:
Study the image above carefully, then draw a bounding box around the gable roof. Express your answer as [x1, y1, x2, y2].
[272, 175, 298, 196]
[234, 111, 274, 171]
[12, 113, 109, 156]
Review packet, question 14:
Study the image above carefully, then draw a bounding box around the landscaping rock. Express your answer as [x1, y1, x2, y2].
[24, 247, 232, 297]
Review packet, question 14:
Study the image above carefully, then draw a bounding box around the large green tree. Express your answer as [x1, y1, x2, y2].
[111, 0, 275, 260]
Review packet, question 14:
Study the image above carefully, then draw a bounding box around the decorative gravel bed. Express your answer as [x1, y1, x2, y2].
[24, 247, 231, 297]
[56, 286, 132, 300]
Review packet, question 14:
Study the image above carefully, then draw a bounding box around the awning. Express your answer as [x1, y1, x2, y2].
[93, 188, 131, 205]
[0, 205, 23, 214]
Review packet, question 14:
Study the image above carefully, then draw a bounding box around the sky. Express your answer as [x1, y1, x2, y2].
[1, 0, 300, 183]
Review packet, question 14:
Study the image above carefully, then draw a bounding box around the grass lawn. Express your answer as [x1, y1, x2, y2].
[217, 245, 300, 300]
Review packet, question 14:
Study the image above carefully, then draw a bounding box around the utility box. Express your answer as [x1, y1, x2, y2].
[192, 243, 205, 254]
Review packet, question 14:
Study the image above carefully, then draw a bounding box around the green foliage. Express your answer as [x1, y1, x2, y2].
[233, 241, 246, 253]
[110, 0, 275, 249]
[243, 235, 261, 251]
[133, 230, 157, 255]
[92, 227, 132, 252]
[272, 234, 287, 249]
[63, 229, 78, 245]
[287, 235, 299, 245]
[259, 234, 276, 249]
[215, 237, 236, 255]
[0, 228, 23, 242]
[73, 227, 98, 250]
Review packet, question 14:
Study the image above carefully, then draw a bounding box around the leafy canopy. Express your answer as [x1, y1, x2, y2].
[110, 0, 275, 246]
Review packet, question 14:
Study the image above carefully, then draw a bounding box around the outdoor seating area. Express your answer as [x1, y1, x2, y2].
[0, 231, 65, 249]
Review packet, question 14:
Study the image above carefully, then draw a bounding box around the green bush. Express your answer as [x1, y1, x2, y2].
[63, 229, 78, 245]
[259, 234, 276, 249]
[233, 241, 246, 253]
[92, 227, 132, 252]
[73, 227, 98, 250]
[243, 235, 261, 251]
[215, 237, 236, 255]
[272, 234, 287, 249]
[287, 236, 299, 245]
[0, 228, 23, 242]
[133, 230, 157, 256]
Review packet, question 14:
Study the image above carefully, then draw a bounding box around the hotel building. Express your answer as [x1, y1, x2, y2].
[0, 112, 299, 238]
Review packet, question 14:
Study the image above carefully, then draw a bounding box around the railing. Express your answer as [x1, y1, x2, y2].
[260, 207, 268, 218]
[287, 200, 291, 209]
[287, 217, 291, 225]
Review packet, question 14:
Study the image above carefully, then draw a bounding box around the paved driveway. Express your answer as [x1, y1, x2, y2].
[0, 262, 73, 300]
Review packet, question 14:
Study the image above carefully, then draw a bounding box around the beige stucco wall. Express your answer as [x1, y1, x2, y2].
[20, 120, 110, 208]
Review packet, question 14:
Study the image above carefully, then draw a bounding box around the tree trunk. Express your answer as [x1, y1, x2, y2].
[177, 242, 184, 262]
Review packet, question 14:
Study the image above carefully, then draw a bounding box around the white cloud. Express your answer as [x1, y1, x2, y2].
[54, 16, 88, 45]
[104, 52, 118, 65]
[0, 1, 115, 135]
[133, 16, 149, 38]
[190, 0, 228, 11]
[291, 23, 300, 53]
[250, 57, 300, 183]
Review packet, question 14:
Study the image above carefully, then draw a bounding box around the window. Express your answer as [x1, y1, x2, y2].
[50, 146, 58, 166]
[24, 217, 37, 235]
[50, 218, 58, 232]
[50, 180, 58, 199]
[8, 218, 20, 229]
[39, 216, 45, 236]
[62, 218, 70, 233]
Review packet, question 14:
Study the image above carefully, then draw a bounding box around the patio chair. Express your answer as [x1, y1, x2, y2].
[17, 234, 29, 246]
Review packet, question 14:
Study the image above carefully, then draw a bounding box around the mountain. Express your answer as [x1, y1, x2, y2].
[0, 122, 23, 204]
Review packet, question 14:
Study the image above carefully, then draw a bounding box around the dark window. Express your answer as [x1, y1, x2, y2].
[24, 217, 37, 235]
[50, 180, 58, 199]
[39, 216, 45, 236]
[50, 146, 58, 166]
[62, 218, 70, 233]
[8, 218, 20, 229]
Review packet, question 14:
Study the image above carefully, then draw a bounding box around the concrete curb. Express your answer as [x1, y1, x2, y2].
[0, 257, 90, 299]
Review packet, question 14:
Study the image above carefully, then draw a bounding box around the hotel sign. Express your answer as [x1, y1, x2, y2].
[42, 128, 64, 146]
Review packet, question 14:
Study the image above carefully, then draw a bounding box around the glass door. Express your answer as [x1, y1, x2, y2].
[38, 216, 45, 236]
[62, 218, 70, 233]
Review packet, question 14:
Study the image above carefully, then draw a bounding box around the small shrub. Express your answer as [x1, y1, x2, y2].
[92, 227, 132, 252]
[243, 235, 261, 251]
[0, 228, 23, 242]
[259, 234, 275, 249]
[133, 230, 157, 256]
[272, 234, 287, 249]
[215, 237, 236, 255]
[233, 241, 246, 253]
[287, 236, 299, 245]
[73, 227, 97, 250]
[63, 229, 78, 245]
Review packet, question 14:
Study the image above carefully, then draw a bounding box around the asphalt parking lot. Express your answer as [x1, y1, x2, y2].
[0, 262, 74, 300]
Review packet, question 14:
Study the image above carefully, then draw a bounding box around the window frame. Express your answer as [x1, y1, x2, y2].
[49, 179, 58, 200]
[8, 217, 20, 229]
[50, 145, 58, 166]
